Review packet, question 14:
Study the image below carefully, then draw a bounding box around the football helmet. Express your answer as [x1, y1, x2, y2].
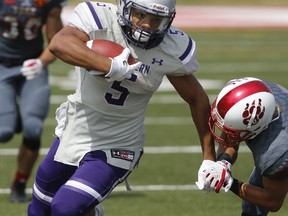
[209, 77, 278, 147]
[117, 0, 176, 49]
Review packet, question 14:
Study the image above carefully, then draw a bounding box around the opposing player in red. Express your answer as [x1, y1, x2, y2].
[0, 0, 67, 202]
[27, 0, 215, 215]
[196, 77, 288, 216]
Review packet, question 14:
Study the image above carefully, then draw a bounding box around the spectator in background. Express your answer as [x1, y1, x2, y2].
[0, 0, 67, 202]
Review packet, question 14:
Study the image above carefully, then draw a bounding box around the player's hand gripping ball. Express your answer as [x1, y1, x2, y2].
[86, 39, 137, 81]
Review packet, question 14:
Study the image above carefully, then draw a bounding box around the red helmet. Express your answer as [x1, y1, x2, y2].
[209, 77, 278, 147]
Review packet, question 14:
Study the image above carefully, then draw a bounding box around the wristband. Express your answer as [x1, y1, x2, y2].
[217, 152, 233, 164]
[230, 178, 243, 195]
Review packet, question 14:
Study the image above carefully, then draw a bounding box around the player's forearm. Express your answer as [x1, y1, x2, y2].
[49, 35, 111, 73]
[232, 180, 281, 212]
[49, 26, 112, 73]
[200, 129, 215, 161]
[53, 46, 111, 73]
[38, 48, 57, 67]
[217, 146, 238, 164]
[190, 100, 215, 161]
[46, 7, 64, 42]
[197, 128, 215, 161]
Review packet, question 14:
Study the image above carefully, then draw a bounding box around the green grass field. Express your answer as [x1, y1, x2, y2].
[0, 1, 287, 215]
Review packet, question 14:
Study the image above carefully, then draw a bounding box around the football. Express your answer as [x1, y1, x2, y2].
[86, 39, 135, 64]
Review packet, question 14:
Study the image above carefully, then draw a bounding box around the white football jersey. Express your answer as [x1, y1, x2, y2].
[54, 2, 198, 166]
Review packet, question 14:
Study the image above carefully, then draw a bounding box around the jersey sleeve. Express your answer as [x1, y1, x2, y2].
[67, 2, 100, 34]
[249, 81, 288, 180]
[67, 2, 116, 37]
[179, 36, 198, 74]
[165, 27, 199, 76]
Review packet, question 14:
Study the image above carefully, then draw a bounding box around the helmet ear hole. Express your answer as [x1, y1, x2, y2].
[271, 105, 281, 122]
[210, 77, 276, 146]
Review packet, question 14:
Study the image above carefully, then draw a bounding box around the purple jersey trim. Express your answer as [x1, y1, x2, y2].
[85, 2, 103, 29]
[179, 37, 193, 61]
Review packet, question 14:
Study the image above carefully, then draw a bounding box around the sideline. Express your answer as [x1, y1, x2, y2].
[61, 5, 288, 28]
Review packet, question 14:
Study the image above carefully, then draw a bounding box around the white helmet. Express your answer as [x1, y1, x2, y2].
[209, 77, 278, 147]
[117, 0, 176, 49]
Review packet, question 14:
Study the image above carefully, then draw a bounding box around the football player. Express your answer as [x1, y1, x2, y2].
[197, 77, 288, 215]
[0, 0, 67, 202]
[27, 0, 216, 215]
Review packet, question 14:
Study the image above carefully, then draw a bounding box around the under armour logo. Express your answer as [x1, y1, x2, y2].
[151, 58, 163, 65]
[242, 99, 265, 126]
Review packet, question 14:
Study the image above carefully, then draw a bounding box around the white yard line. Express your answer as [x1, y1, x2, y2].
[0, 145, 250, 193]
[0, 185, 198, 194]
[0, 145, 250, 194]
[0, 146, 250, 156]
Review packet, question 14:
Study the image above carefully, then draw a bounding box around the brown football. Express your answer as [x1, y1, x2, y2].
[86, 39, 135, 64]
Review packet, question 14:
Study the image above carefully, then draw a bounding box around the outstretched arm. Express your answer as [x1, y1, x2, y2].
[167, 74, 215, 160]
[206, 143, 288, 212]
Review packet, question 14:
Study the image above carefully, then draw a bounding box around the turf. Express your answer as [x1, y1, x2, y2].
[0, 1, 287, 216]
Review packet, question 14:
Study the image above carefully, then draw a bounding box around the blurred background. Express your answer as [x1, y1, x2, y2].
[0, 0, 287, 215]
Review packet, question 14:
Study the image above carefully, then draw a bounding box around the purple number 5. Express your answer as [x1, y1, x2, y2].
[104, 74, 137, 106]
